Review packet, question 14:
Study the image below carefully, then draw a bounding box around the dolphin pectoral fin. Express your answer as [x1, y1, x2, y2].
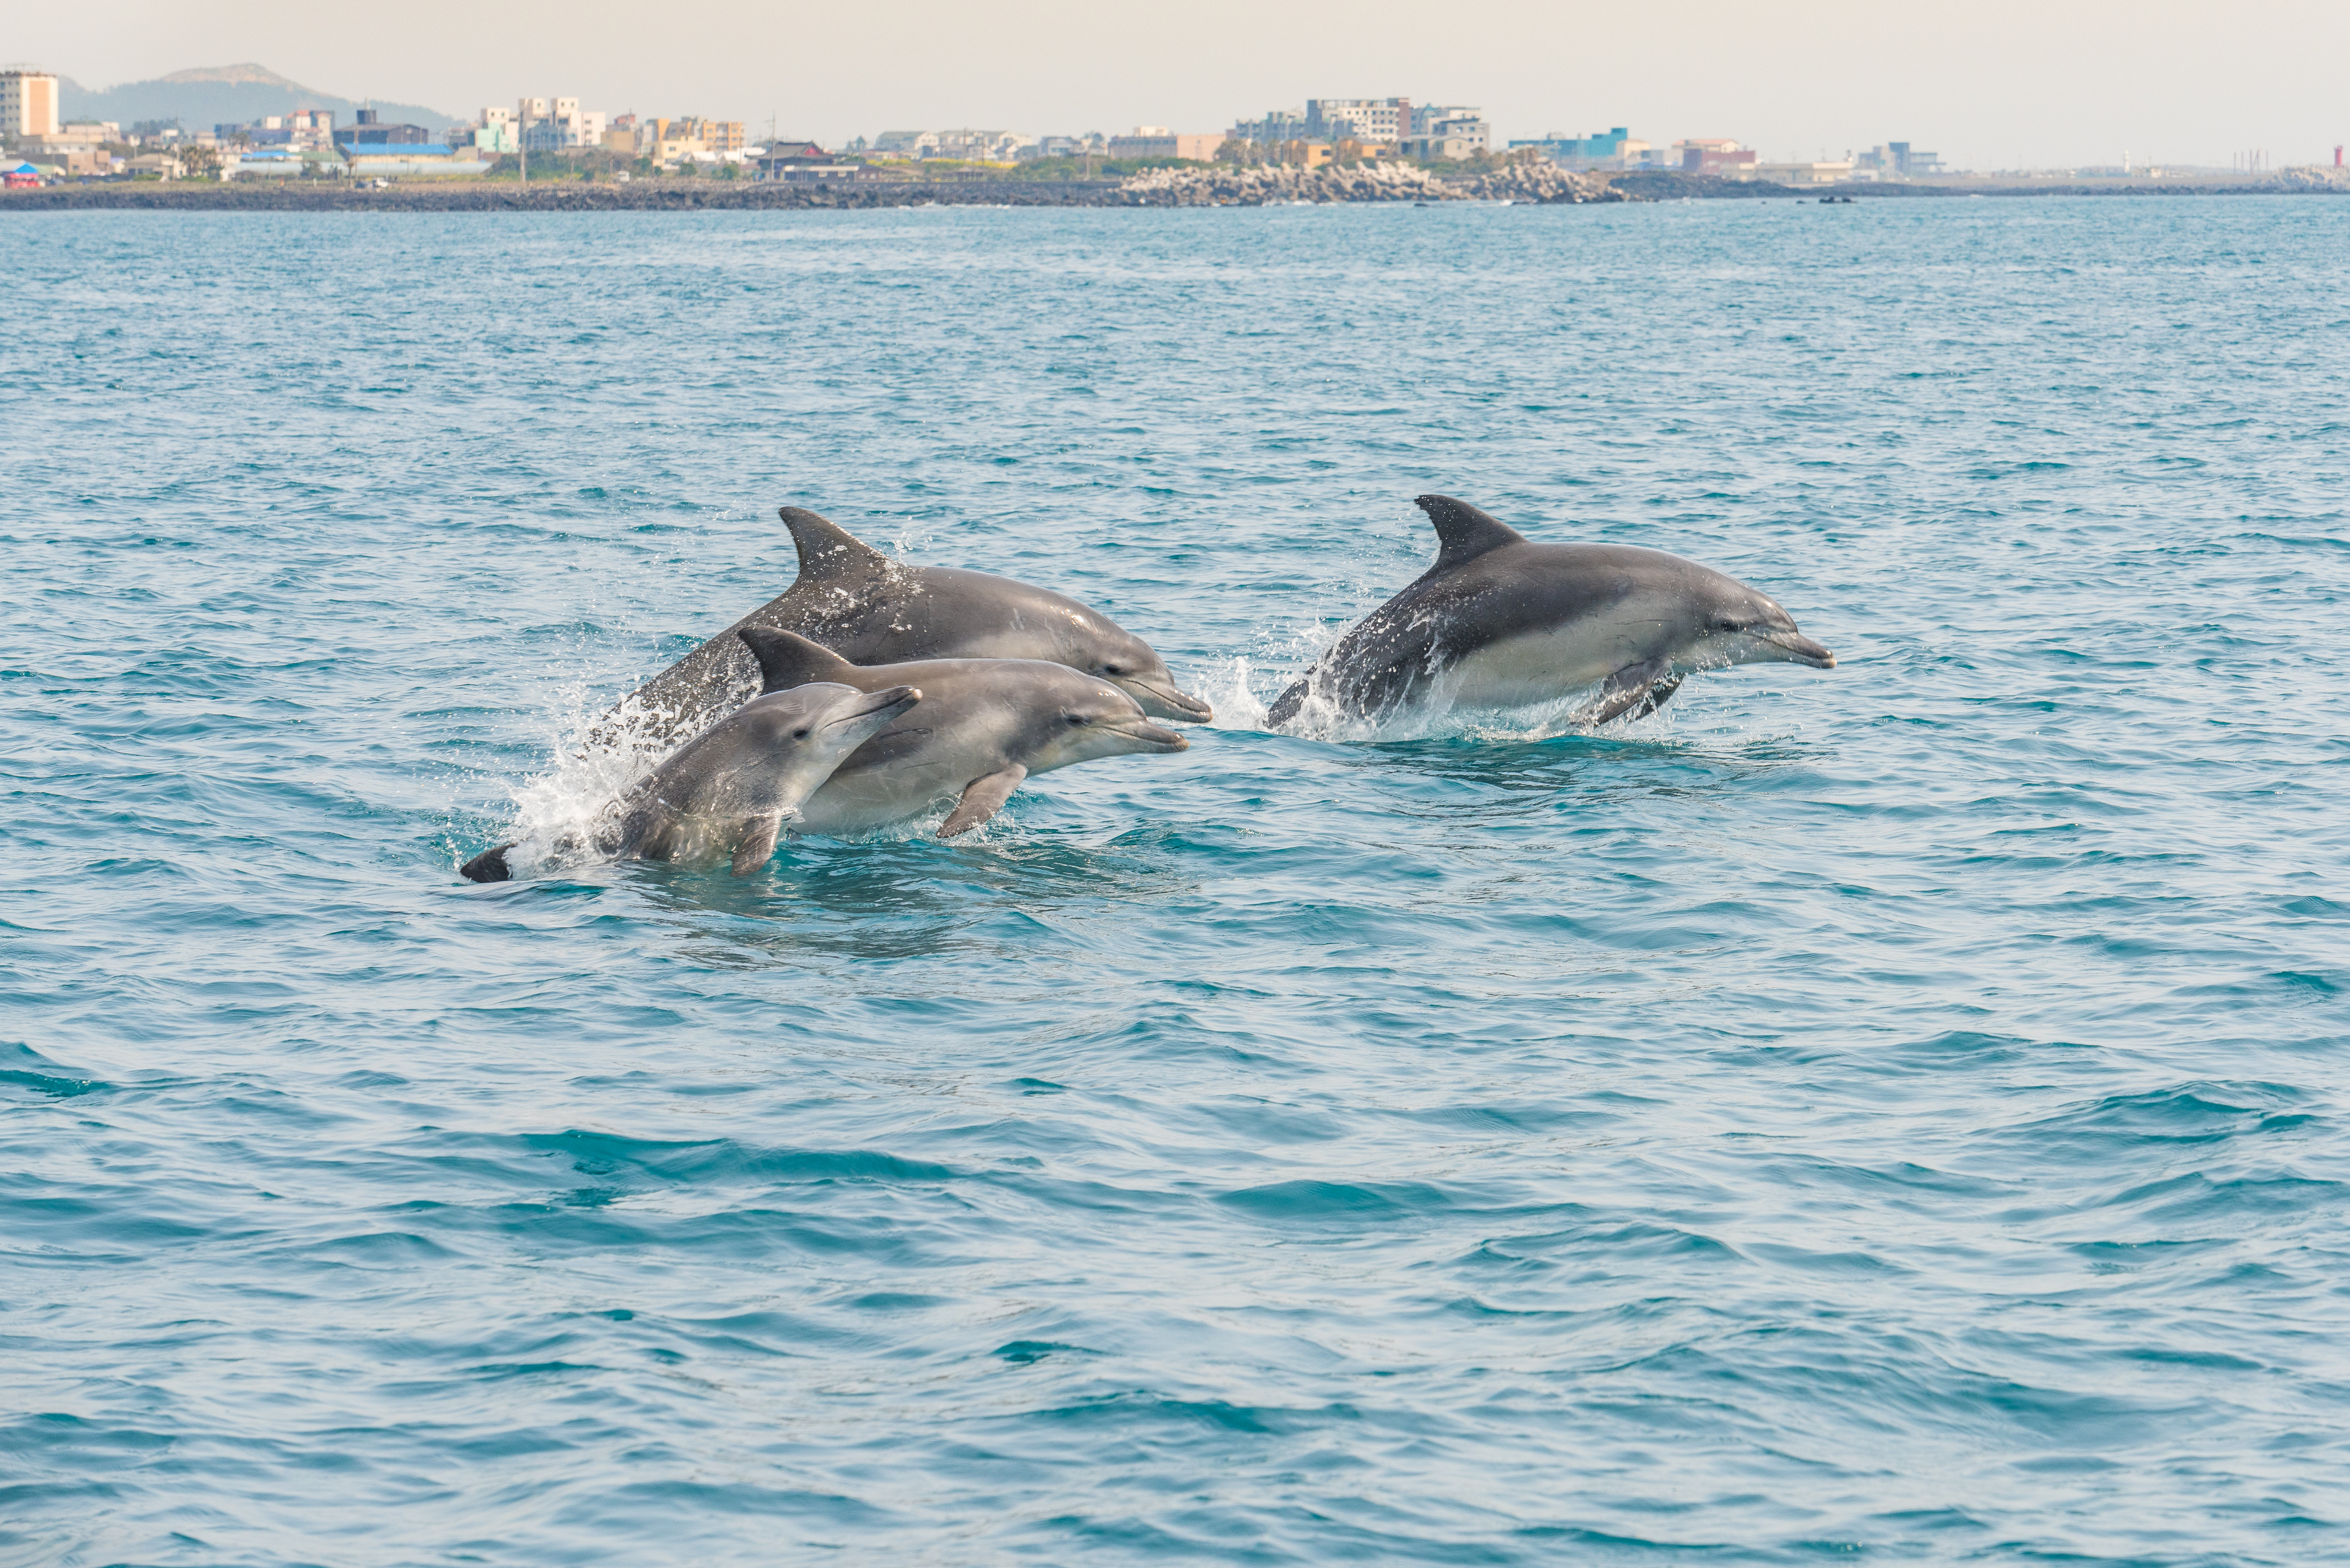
[730, 814, 783, 876]
[938, 765, 1027, 839]
[1571, 660, 1678, 729]
[1627, 673, 1684, 720]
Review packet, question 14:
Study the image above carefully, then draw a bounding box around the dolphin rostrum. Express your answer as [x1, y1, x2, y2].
[737, 628, 1189, 840]
[460, 673, 921, 882]
[605, 506, 1211, 749]
[1265, 495, 1835, 730]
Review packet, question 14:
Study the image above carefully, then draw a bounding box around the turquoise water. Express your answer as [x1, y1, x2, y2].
[5, 198, 2347, 1565]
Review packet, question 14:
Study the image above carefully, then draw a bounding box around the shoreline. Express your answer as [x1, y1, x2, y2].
[4, 171, 2344, 212]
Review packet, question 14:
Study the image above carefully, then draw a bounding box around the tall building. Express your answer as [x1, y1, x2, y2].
[2, 68, 62, 138]
[1306, 97, 1410, 144]
[1886, 141, 1943, 176]
[1231, 108, 1308, 145]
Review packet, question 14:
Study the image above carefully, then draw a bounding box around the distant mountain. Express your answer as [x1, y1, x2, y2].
[59, 63, 457, 133]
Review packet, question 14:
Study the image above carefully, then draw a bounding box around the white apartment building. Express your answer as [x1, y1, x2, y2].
[1307, 97, 1408, 144]
[1417, 106, 1489, 151]
[2, 69, 62, 138]
[514, 97, 606, 151]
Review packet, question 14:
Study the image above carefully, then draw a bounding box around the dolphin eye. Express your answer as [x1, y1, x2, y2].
[1714, 617, 1742, 632]
[1066, 713, 1086, 727]
[792, 728, 810, 739]
[1103, 663, 1125, 676]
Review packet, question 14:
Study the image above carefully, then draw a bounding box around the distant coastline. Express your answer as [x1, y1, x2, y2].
[5, 170, 2345, 213]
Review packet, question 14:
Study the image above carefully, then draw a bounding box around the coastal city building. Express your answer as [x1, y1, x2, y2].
[1509, 127, 1635, 168]
[871, 128, 1036, 162]
[1306, 97, 1410, 143]
[1023, 133, 1107, 161]
[1407, 105, 1489, 158]
[755, 141, 861, 181]
[334, 109, 432, 148]
[618, 116, 746, 164]
[1230, 109, 1307, 147]
[1233, 101, 1484, 160]
[339, 141, 491, 177]
[1, 68, 62, 138]
[476, 107, 518, 154]
[518, 97, 608, 152]
[1753, 158, 1856, 186]
[18, 118, 115, 175]
[1854, 142, 1943, 177]
[1107, 127, 1224, 161]
[1674, 138, 1757, 174]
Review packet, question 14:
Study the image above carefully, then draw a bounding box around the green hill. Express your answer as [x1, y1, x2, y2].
[60, 63, 457, 134]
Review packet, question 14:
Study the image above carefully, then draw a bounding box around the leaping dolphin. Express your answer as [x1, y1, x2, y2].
[737, 628, 1189, 840]
[460, 674, 921, 882]
[1266, 495, 1835, 730]
[604, 506, 1211, 749]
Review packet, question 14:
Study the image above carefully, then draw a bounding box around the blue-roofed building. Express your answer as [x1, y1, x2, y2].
[1507, 127, 1634, 169]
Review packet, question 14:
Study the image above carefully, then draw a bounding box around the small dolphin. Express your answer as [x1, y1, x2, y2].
[606, 506, 1211, 748]
[1266, 495, 1835, 729]
[459, 676, 920, 882]
[738, 628, 1189, 840]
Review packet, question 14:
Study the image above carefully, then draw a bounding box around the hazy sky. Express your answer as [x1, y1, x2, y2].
[17, 0, 2347, 170]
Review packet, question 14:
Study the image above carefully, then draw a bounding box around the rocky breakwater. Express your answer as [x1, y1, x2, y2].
[1114, 160, 1626, 206]
[2268, 165, 2350, 192]
[1453, 164, 1624, 204]
[1115, 161, 1461, 205]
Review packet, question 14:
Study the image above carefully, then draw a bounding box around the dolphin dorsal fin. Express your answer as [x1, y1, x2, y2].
[780, 506, 891, 580]
[1416, 494, 1527, 571]
[739, 627, 860, 694]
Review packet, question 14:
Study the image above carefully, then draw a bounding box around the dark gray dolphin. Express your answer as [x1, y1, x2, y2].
[604, 506, 1211, 749]
[460, 676, 920, 882]
[1266, 495, 1835, 729]
[738, 628, 1188, 840]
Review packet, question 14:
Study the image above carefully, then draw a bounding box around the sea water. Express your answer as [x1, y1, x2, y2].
[3, 197, 2346, 1565]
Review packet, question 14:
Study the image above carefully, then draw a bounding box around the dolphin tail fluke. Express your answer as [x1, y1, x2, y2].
[460, 843, 516, 882]
[739, 627, 862, 694]
[779, 506, 891, 580]
[1415, 494, 1527, 571]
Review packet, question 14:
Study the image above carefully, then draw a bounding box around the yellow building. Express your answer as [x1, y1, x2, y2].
[638, 117, 742, 157]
